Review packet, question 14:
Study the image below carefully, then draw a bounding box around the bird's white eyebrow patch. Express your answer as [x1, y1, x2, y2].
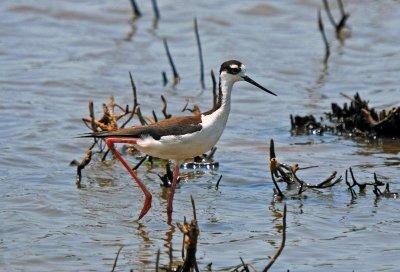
[230, 64, 239, 69]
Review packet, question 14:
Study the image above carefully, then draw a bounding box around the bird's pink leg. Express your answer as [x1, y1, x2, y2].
[167, 164, 180, 224]
[105, 137, 152, 220]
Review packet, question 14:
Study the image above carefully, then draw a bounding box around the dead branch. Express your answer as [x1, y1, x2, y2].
[194, 17, 205, 89]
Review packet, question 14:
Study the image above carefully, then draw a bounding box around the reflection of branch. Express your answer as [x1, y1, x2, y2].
[263, 204, 286, 272]
[322, 0, 350, 41]
[322, 0, 337, 28]
[318, 9, 330, 64]
[151, 0, 160, 21]
[155, 249, 160, 272]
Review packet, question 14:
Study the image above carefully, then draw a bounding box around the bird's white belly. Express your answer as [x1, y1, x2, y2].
[135, 112, 228, 160]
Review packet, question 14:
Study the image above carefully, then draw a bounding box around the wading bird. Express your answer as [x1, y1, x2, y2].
[83, 60, 276, 223]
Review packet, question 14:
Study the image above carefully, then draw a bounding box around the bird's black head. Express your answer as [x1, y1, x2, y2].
[219, 59, 277, 96]
[220, 60, 244, 75]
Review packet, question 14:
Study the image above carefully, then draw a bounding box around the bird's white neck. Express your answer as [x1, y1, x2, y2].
[200, 75, 234, 135]
[218, 75, 233, 113]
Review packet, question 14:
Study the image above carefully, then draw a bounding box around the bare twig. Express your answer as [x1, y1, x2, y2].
[120, 71, 139, 129]
[88, 101, 98, 133]
[194, 18, 205, 89]
[161, 95, 172, 119]
[190, 195, 197, 221]
[163, 38, 180, 84]
[136, 106, 148, 125]
[111, 246, 123, 272]
[215, 175, 223, 190]
[263, 204, 287, 272]
[240, 257, 250, 272]
[152, 110, 159, 123]
[133, 155, 148, 171]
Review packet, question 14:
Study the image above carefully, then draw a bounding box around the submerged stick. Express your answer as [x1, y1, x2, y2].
[263, 204, 287, 272]
[163, 38, 180, 84]
[194, 18, 205, 89]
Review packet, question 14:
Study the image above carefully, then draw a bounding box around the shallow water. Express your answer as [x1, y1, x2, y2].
[1, 0, 400, 271]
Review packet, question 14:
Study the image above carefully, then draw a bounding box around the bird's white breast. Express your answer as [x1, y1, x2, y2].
[134, 107, 230, 161]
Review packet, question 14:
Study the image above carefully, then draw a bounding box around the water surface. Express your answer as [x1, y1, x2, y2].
[1, 0, 400, 271]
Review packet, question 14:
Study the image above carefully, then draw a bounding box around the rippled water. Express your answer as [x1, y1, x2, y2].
[1, 0, 400, 271]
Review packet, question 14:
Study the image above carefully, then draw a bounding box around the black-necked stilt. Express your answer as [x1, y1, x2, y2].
[83, 60, 277, 223]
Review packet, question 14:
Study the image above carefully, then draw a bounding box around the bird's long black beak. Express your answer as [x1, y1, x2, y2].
[242, 75, 277, 96]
